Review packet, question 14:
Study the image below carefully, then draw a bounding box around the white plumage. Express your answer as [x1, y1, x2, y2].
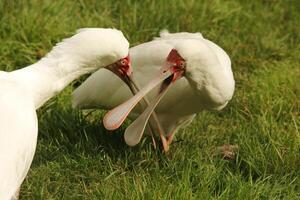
[72, 30, 235, 150]
[0, 28, 130, 199]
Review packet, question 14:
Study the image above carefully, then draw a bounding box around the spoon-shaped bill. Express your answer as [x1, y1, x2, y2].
[103, 70, 173, 130]
[124, 77, 173, 146]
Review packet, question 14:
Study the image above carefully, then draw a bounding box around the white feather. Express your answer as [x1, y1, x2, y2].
[72, 31, 235, 138]
[0, 28, 129, 199]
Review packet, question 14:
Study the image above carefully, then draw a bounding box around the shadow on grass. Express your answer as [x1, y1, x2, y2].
[34, 98, 169, 168]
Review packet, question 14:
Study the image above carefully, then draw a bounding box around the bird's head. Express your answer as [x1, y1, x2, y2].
[161, 39, 235, 110]
[48, 28, 133, 87]
[103, 39, 235, 131]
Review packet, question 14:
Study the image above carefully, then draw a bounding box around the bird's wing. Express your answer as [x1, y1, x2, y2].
[72, 68, 132, 110]
[0, 82, 37, 199]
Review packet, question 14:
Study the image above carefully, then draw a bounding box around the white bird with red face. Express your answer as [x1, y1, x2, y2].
[0, 28, 133, 200]
[72, 30, 235, 152]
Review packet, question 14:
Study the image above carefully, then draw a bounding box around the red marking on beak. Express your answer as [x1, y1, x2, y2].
[125, 55, 132, 76]
[119, 55, 132, 76]
[104, 55, 135, 93]
[167, 49, 182, 63]
[166, 49, 186, 82]
[103, 49, 186, 132]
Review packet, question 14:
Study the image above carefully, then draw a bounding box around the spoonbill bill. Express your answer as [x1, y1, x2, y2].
[73, 30, 235, 152]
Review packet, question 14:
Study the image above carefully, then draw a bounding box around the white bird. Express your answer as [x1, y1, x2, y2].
[72, 30, 235, 152]
[0, 28, 133, 200]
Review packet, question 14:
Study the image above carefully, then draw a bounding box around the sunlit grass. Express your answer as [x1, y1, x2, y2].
[0, 0, 299, 199]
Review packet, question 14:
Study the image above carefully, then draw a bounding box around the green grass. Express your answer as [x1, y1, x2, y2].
[1, 0, 300, 199]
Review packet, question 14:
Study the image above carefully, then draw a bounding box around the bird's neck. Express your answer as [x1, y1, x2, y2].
[11, 56, 96, 109]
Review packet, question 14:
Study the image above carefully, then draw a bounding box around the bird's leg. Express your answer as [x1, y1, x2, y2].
[147, 115, 169, 152]
[149, 118, 168, 152]
[132, 87, 169, 152]
[167, 115, 196, 147]
[160, 132, 169, 152]
[148, 124, 157, 149]
[130, 78, 167, 148]
[114, 74, 171, 152]
[166, 126, 181, 146]
[131, 77, 173, 152]
[166, 131, 175, 145]
[127, 80, 157, 145]
[131, 90, 160, 149]
[147, 124, 157, 149]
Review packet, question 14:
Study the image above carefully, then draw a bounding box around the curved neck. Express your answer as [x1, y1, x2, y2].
[11, 56, 96, 109]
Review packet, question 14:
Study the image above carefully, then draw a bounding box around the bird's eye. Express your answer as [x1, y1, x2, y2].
[120, 59, 128, 66]
[177, 61, 185, 68]
[120, 60, 126, 65]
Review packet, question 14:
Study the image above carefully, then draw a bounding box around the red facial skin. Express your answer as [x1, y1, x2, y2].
[117, 55, 132, 77]
[104, 55, 134, 90]
[105, 55, 132, 78]
[166, 49, 186, 82]
[159, 49, 186, 93]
